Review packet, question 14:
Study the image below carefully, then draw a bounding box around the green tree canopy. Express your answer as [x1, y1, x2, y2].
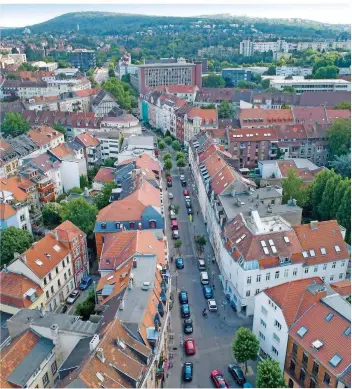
[232, 327, 259, 373]
[261, 79, 271, 89]
[171, 140, 181, 151]
[60, 198, 98, 239]
[103, 158, 117, 167]
[158, 141, 165, 151]
[281, 168, 309, 207]
[311, 169, 334, 219]
[337, 185, 351, 243]
[334, 101, 351, 110]
[330, 154, 351, 178]
[176, 158, 186, 168]
[69, 187, 84, 195]
[332, 178, 350, 217]
[102, 77, 136, 110]
[42, 202, 63, 228]
[318, 172, 341, 220]
[256, 360, 287, 388]
[314, 65, 339, 79]
[266, 65, 276, 75]
[163, 152, 172, 162]
[282, 86, 296, 93]
[2, 112, 31, 137]
[52, 122, 67, 138]
[174, 239, 182, 254]
[327, 118, 351, 157]
[176, 152, 185, 161]
[80, 175, 89, 189]
[164, 136, 173, 146]
[164, 159, 173, 171]
[218, 100, 234, 119]
[0, 227, 33, 268]
[202, 73, 226, 88]
[93, 181, 117, 210]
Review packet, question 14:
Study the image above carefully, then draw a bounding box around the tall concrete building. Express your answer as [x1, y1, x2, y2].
[70, 49, 96, 71]
[131, 60, 202, 92]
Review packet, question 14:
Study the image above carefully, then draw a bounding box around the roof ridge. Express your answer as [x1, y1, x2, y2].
[290, 292, 316, 329]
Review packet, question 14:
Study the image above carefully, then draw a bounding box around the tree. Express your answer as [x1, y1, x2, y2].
[218, 100, 234, 119]
[281, 104, 291, 109]
[174, 239, 183, 255]
[202, 73, 226, 88]
[94, 181, 117, 210]
[42, 203, 63, 228]
[164, 136, 173, 146]
[2, 112, 31, 137]
[327, 118, 351, 157]
[176, 152, 185, 161]
[314, 65, 339, 79]
[337, 185, 351, 243]
[232, 327, 259, 373]
[108, 67, 115, 78]
[60, 198, 98, 239]
[158, 141, 165, 151]
[163, 153, 172, 162]
[261, 79, 270, 89]
[311, 169, 333, 219]
[281, 168, 307, 206]
[256, 360, 287, 388]
[80, 175, 89, 189]
[176, 158, 186, 168]
[121, 74, 130, 83]
[102, 77, 136, 110]
[0, 227, 33, 268]
[319, 172, 341, 221]
[75, 290, 96, 320]
[18, 62, 38, 71]
[334, 101, 351, 110]
[103, 158, 116, 167]
[224, 77, 234, 87]
[330, 154, 351, 178]
[266, 65, 276, 75]
[282, 86, 296, 93]
[164, 159, 173, 171]
[69, 187, 83, 195]
[332, 178, 350, 217]
[201, 103, 216, 109]
[52, 122, 67, 138]
[195, 235, 207, 253]
[172, 140, 181, 152]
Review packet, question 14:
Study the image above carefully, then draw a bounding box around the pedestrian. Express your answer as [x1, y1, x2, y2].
[197, 211, 199, 216]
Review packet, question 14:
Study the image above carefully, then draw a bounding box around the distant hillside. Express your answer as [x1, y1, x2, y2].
[1, 11, 349, 37]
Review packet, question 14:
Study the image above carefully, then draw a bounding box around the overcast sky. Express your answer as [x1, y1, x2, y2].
[0, 3, 350, 28]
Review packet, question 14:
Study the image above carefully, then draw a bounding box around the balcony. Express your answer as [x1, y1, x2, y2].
[39, 191, 55, 202]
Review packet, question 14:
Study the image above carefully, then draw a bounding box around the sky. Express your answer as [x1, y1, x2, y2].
[0, 2, 351, 28]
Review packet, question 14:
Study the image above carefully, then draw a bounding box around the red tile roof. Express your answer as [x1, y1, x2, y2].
[229, 127, 278, 142]
[211, 165, 236, 195]
[27, 126, 63, 147]
[330, 280, 351, 297]
[289, 300, 351, 377]
[118, 153, 160, 179]
[74, 88, 101, 97]
[292, 106, 328, 125]
[54, 220, 85, 243]
[0, 271, 44, 309]
[164, 85, 197, 94]
[273, 124, 307, 140]
[187, 107, 217, 124]
[76, 132, 100, 147]
[50, 143, 73, 159]
[326, 109, 351, 122]
[277, 161, 315, 182]
[93, 167, 115, 183]
[239, 108, 294, 127]
[0, 203, 16, 219]
[0, 176, 32, 202]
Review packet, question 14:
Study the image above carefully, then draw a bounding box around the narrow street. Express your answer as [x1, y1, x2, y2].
[161, 152, 256, 388]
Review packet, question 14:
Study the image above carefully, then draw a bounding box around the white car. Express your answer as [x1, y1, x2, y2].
[168, 192, 174, 199]
[207, 299, 218, 311]
[180, 174, 185, 181]
[66, 290, 80, 305]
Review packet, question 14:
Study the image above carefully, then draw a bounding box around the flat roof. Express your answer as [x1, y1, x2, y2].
[271, 78, 350, 84]
[139, 62, 195, 68]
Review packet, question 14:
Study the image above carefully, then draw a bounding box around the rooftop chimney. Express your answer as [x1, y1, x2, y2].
[310, 220, 318, 230]
[89, 334, 100, 352]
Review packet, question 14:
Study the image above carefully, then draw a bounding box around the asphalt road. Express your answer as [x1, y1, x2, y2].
[162, 157, 256, 388]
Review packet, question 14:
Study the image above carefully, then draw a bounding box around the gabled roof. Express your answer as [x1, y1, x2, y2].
[0, 271, 44, 309]
[326, 109, 351, 122]
[0, 203, 17, 219]
[273, 123, 308, 140]
[292, 106, 328, 125]
[0, 176, 33, 202]
[27, 125, 63, 147]
[229, 127, 278, 142]
[74, 88, 100, 98]
[93, 167, 115, 183]
[330, 280, 351, 297]
[75, 132, 100, 147]
[50, 143, 74, 159]
[26, 152, 61, 173]
[298, 91, 351, 108]
[92, 89, 117, 107]
[239, 108, 294, 127]
[54, 220, 85, 243]
[187, 107, 217, 124]
[196, 87, 235, 102]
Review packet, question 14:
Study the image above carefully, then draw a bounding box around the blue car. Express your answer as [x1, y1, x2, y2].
[183, 362, 193, 381]
[176, 257, 184, 269]
[179, 291, 188, 304]
[203, 284, 213, 299]
[79, 276, 93, 290]
[181, 304, 190, 318]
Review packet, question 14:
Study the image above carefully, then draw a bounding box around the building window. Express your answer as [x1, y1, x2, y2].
[314, 266, 318, 273]
[284, 269, 289, 278]
[62, 259, 66, 268]
[56, 267, 59, 274]
[339, 273, 344, 279]
[48, 273, 52, 281]
[332, 261, 336, 268]
[312, 361, 319, 375]
[64, 272, 67, 281]
[51, 360, 57, 375]
[68, 268, 72, 277]
[255, 288, 260, 295]
[341, 260, 345, 267]
[44, 277, 47, 286]
[275, 271, 279, 279]
[302, 352, 308, 366]
[51, 286, 54, 294]
[274, 320, 282, 330]
[42, 372, 49, 387]
[293, 268, 297, 276]
[247, 276, 252, 284]
[261, 306, 268, 315]
[246, 290, 250, 297]
[309, 379, 316, 388]
[259, 331, 265, 340]
[130, 222, 135, 229]
[66, 285, 69, 294]
[46, 291, 49, 298]
[273, 333, 280, 343]
[266, 273, 270, 281]
[323, 264, 327, 270]
[330, 274, 334, 281]
[292, 343, 298, 355]
[272, 346, 279, 356]
[256, 274, 261, 283]
[305, 267, 309, 274]
[70, 280, 74, 290]
[57, 279, 61, 288]
[299, 369, 306, 383]
[260, 319, 267, 328]
[323, 373, 331, 385]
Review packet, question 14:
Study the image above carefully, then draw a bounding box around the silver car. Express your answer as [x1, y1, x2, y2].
[66, 290, 80, 304]
[207, 299, 218, 311]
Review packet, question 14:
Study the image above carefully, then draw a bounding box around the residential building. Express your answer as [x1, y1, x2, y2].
[183, 107, 217, 144]
[284, 291, 350, 388]
[54, 67, 79, 78]
[194, 87, 238, 107]
[75, 132, 101, 167]
[131, 60, 202, 93]
[94, 178, 164, 257]
[54, 220, 89, 286]
[93, 130, 121, 163]
[91, 90, 120, 117]
[330, 280, 351, 300]
[240, 40, 289, 56]
[153, 84, 199, 103]
[118, 135, 155, 163]
[7, 229, 76, 311]
[100, 114, 141, 135]
[92, 166, 115, 191]
[117, 52, 139, 80]
[222, 68, 252, 87]
[297, 91, 351, 108]
[270, 78, 351, 94]
[0, 202, 32, 233]
[252, 92, 301, 109]
[1, 308, 99, 388]
[27, 126, 65, 155]
[0, 271, 45, 314]
[32, 61, 58, 71]
[276, 67, 313, 77]
[0, 139, 19, 179]
[70, 49, 96, 71]
[238, 108, 294, 128]
[253, 277, 325, 369]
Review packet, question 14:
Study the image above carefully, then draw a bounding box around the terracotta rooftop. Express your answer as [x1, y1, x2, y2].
[119, 153, 160, 177]
[273, 123, 308, 140]
[211, 165, 237, 195]
[326, 109, 351, 122]
[0, 271, 44, 309]
[229, 127, 278, 142]
[292, 106, 328, 125]
[27, 126, 63, 147]
[239, 108, 294, 127]
[0, 176, 33, 202]
[75, 132, 100, 147]
[94, 167, 115, 183]
[54, 220, 85, 243]
[74, 88, 101, 97]
[187, 107, 217, 124]
[0, 203, 16, 219]
[277, 161, 315, 182]
[50, 143, 73, 159]
[330, 280, 351, 297]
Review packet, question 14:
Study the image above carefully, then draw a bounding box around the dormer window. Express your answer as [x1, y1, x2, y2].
[101, 223, 106, 229]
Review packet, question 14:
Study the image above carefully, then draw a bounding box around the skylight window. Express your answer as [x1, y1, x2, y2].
[312, 339, 324, 350]
[269, 239, 274, 246]
[309, 249, 316, 257]
[53, 245, 61, 252]
[284, 236, 290, 243]
[325, 313, 334, 322]
[261, 240, 267, 247]
[335, 245, 341, 253]
[35, 260, 43, 266]
[343, 327, 351, 336]
[329, 354, 342, 368]
[297, 326, 308, 338]
[302, 251, 308, 258]
[320, 248, 327, 255]
[263, 247, 269, 255]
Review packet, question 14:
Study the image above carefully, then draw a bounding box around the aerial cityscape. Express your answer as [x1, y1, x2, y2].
[0, 4, 351, 389]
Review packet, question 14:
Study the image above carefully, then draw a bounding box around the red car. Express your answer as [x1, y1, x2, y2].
[183, 189, 190, 196]
[211, 370, 229, 388]
[184, 338, 196, 355]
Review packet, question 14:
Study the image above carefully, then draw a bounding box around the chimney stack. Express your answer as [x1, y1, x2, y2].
[310, 220, 318, 230]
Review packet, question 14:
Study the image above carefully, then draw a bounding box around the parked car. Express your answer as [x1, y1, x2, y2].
[228, 364, 246, 386]
[181, 303, 190, 318]
[208, 299, 218, 311]
[172, 230, 180, 239]
[183, 189, 190, 196]
[184, 338, 196, 355]
[183, 362, 193, 381]
[184, 195, 191, 202]
[211, 370, 229, 388]
[179, 291, 188, 304]
[171, 220, 179, 230]
[66, 290, 80, 304]
[203, 284, 213, 299]
[198, 259, 206, 270]
[168, 192, 174, 199]
[79, 276, 93, 290]
[181, 180, 187, 187]
[244, 383, 253, 388]
[170, 210, 177, 220]
[183, 318, 193, 334]
[176, 257, 184, 269]
[180, 174, 185, 181]
[187, 207, 193, 215]
[167, 176, 172, 187]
